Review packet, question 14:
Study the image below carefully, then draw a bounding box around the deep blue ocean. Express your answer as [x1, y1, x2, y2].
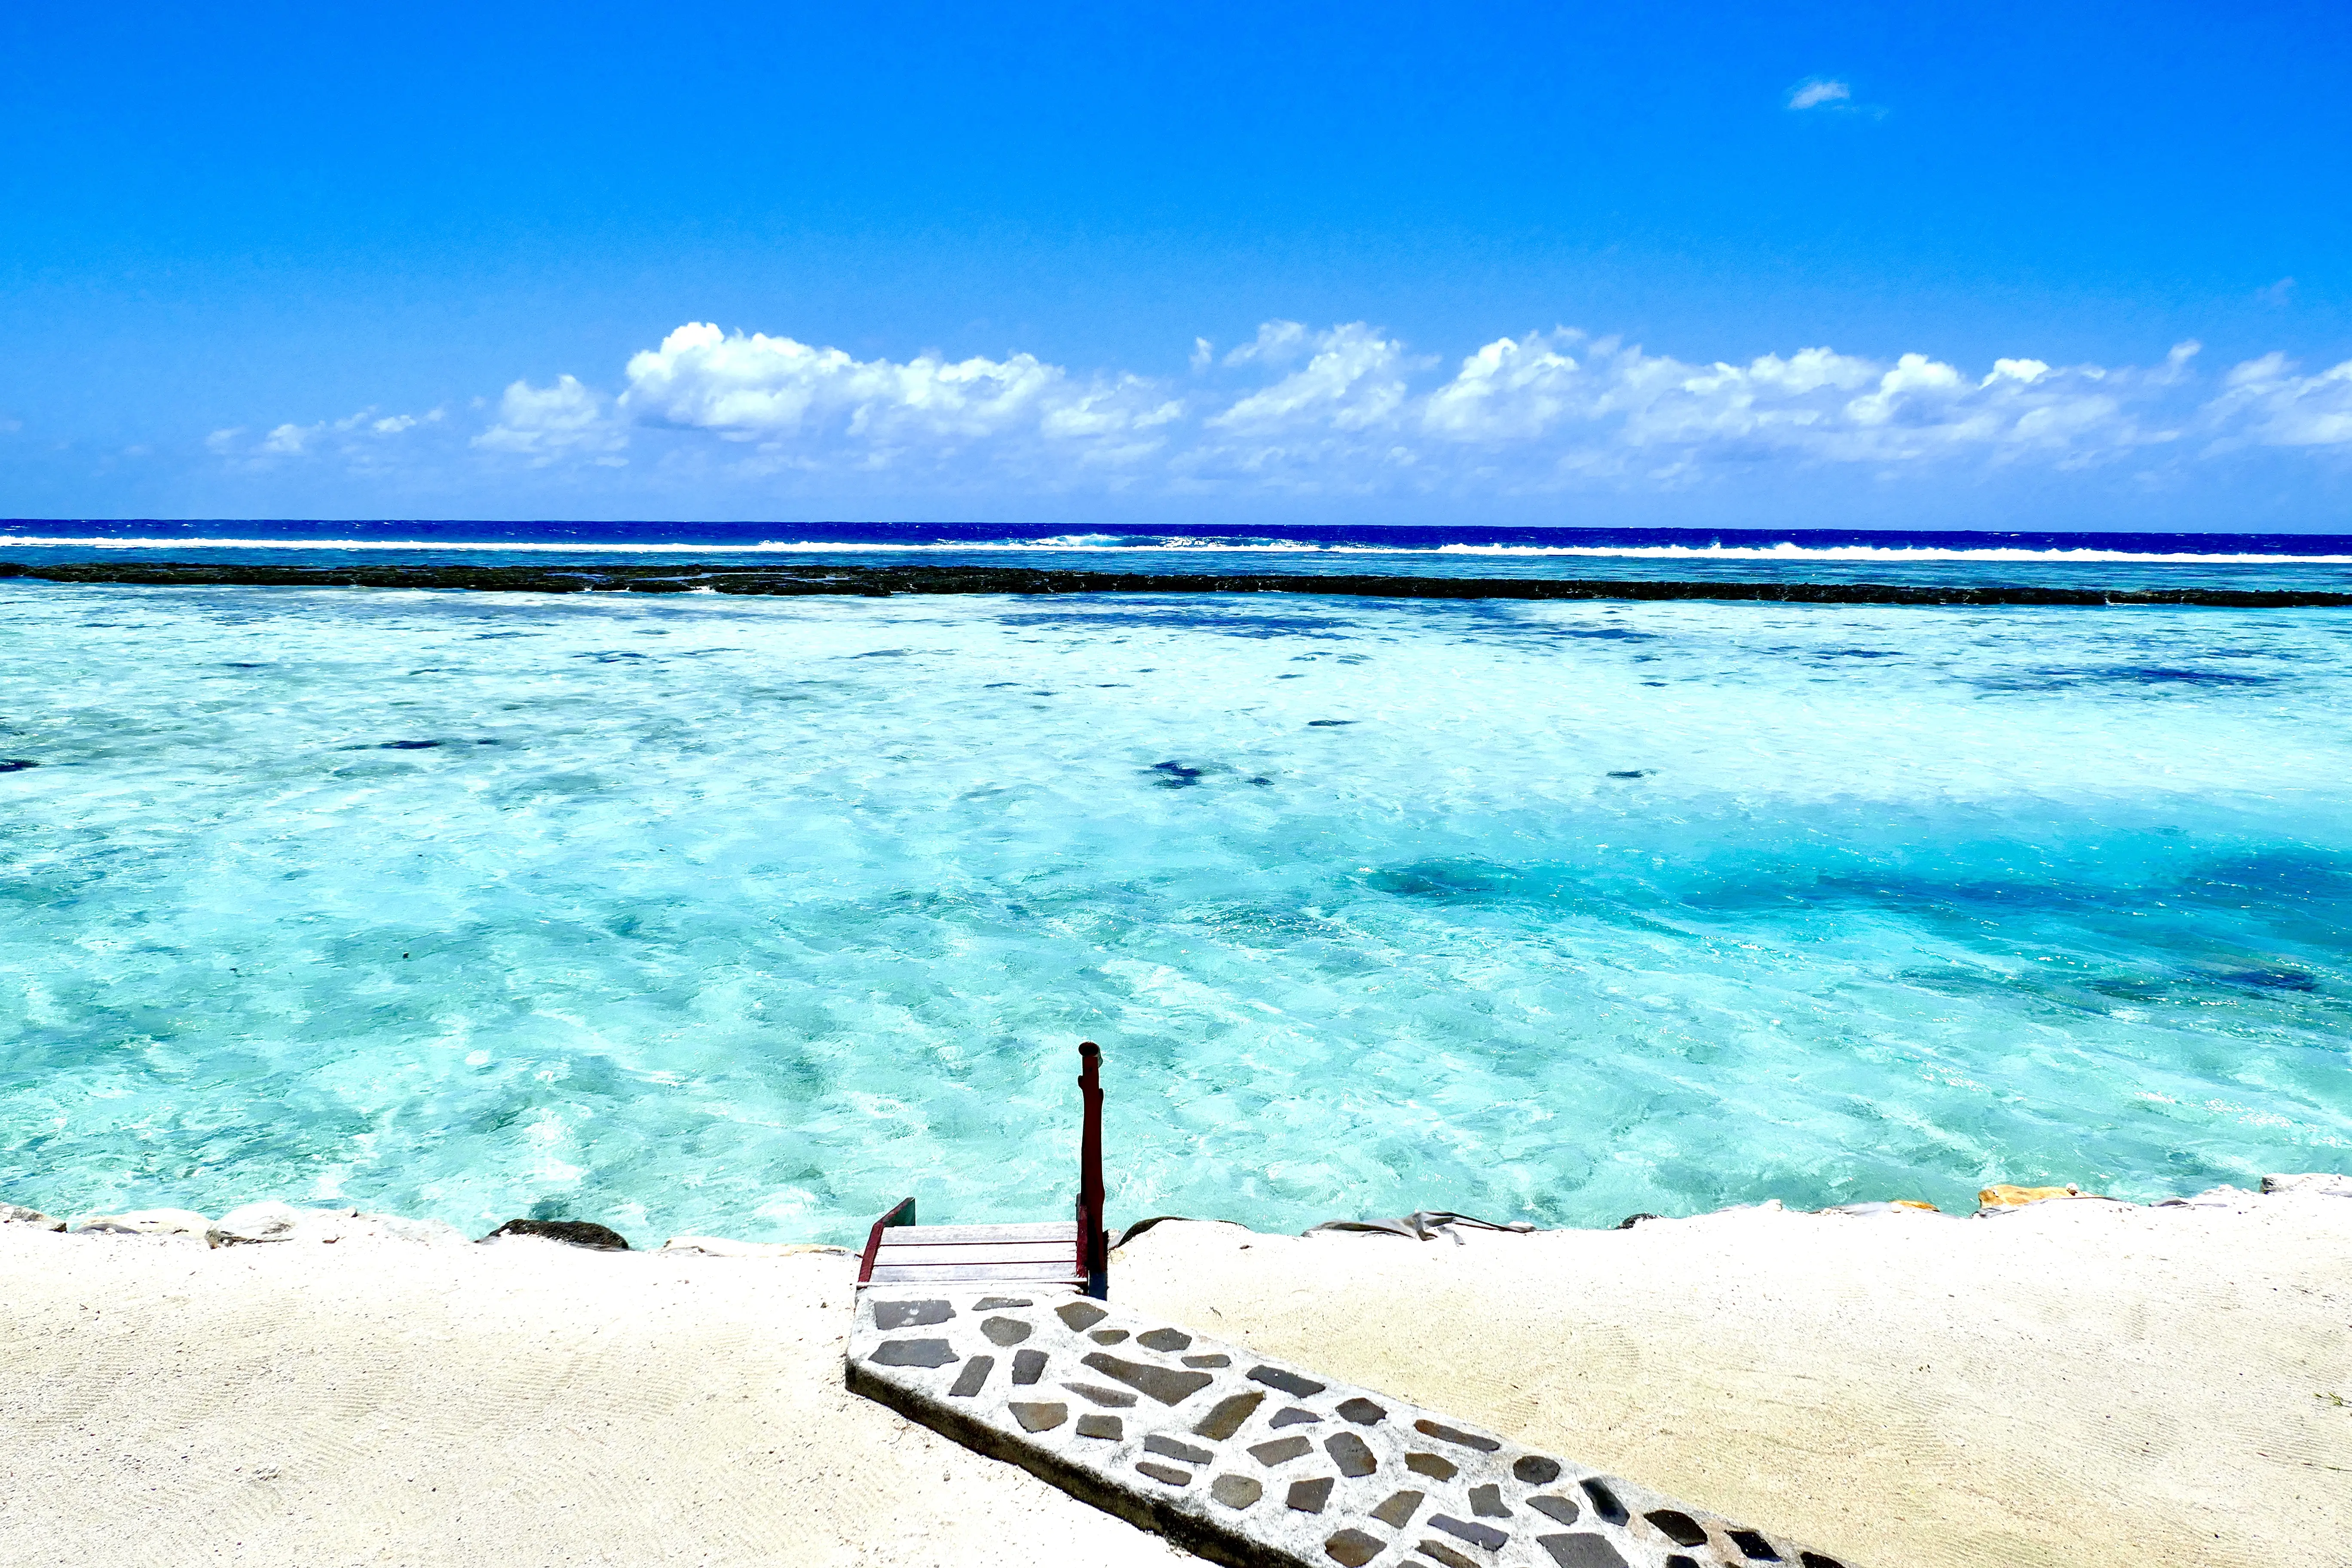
[3, 520, 2348, 1243]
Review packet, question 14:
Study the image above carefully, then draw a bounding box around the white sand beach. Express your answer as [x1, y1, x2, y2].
[4, 1187, 2347, 1568]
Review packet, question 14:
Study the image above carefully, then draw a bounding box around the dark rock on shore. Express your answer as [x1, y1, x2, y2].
[480, 1218, 631, 1250]
[7, 557, 2352, 608]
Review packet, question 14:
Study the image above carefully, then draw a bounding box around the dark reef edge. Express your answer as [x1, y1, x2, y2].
[5, 558, 2350, 608]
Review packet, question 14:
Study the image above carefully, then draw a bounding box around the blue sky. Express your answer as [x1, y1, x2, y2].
[3, 2, 2349, 529]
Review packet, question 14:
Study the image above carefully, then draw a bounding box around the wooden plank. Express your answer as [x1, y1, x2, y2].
[872, 1241, 1077, 1266]
[866, 1262, 1084, 1285]
[873, 1237, 1075, 1255]
[879, 1223, 1076, 1245]
[873, 1231, 1075, 1250]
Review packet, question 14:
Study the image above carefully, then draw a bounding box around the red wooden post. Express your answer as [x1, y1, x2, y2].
[1077, 1041, 1107, 1299]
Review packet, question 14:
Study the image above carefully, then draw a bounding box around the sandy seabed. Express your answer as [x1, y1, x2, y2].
[3, 1190, 2348, 1568]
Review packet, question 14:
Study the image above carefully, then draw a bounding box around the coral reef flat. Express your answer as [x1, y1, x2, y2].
[4, 1190, 2346, 1568]
[8, 557, 2352, 606]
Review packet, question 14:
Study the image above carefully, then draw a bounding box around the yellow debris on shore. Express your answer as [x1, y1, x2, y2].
[1977, 1182, 2089, 1209]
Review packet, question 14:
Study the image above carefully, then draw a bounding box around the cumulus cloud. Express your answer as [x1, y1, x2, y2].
[1166, 322, 1433, 493]
[1420, 331, 1594, 443]
[474, 375, 624, 466]
[215, 318, 2352, 496]
[608, 322, 1180, 475]
[1414, 333, 2186, 478]
[1210, 322, 1415, 433]
[622, 324, 1054, 441]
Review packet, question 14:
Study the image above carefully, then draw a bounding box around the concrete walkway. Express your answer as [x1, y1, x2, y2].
[849, 1284, 1842, 1567]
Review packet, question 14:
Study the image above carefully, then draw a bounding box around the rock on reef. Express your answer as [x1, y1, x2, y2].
[70, 1207, 213, 1239]
[480, 1218, 631, 1251]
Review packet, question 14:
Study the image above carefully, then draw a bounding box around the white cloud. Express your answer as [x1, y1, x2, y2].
[1173, 322, 1431, 493]
[214, 320, 2352, 497]
[622, 324, 1050, 441]
[1037, 375, 1185, 465]
[260, 422, 314, 456]
[1209, 322, 1413, 433]
[208, 406, 442, 468]
[1221, 320, 1312, 367]
[2205, 352, 2352, 447]
[609, 322, 1179, 475]
[1421, 331, 1591, 443]
[1415, 335, 2178, 475]
[474, 375, 623, 466]
[1786, 77, 1886, 119]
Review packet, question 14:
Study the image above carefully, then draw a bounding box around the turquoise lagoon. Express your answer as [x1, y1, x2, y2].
[2, 580, 2348, 1244]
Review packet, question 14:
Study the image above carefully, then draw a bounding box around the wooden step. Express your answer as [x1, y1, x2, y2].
[877, 1222, 1078, 1246]
[859, 1211, 1088, 1292]
[866, 1260, 1087, 1286]
[874, 1240, 1078, 1266]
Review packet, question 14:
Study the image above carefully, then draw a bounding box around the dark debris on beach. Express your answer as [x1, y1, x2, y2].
[5, 558, 2351, 608]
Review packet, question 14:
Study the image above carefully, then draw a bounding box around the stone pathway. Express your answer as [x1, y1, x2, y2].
[848, 1286, 1856, 1568]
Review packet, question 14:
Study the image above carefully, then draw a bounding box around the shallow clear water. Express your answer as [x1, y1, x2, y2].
[3, 581, 2349, 1244]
